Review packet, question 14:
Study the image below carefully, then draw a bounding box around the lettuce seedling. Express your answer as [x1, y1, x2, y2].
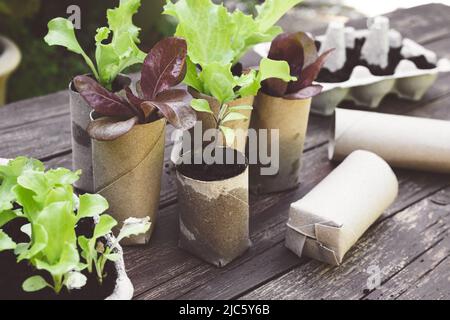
[0, 157, 150, 295]
[261, 32, 334, 99]
[164, 0, 299, 104]
[78, 216, 151, 283]
[44, 0, 146, 89]
[74, 37, 196, 141]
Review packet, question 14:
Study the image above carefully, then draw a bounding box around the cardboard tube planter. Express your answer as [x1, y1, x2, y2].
[330, 108, 450, 173]
[285, 150, 398, 266]
[189, 88, 254, 153]
[176, 149, 250, 267]
[250, 92, 311, 194]
[92, 118, 166, 245]
[69, 75, 131, 193]
[0, 36, 21, 106]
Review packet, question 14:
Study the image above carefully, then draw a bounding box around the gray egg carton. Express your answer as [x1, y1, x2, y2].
[253, 18, 450, 117]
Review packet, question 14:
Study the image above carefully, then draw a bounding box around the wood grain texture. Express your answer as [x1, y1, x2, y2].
[0, 4, 449, 301]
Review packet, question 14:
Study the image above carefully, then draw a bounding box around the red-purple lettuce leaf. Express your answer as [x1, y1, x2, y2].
[87, 116, 139, 141]
[141, 89, 196, 130]
[73, 75, 135, 117]
[262, 32, 333, 98]
[285, 85, 323, 100]
[286, 48, 334, 94]
[140, 37, 187, 100]
[125, 87, 148, 122]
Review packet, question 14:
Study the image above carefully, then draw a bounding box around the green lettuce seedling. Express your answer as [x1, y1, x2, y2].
[164, 0, 299, 140]
[164, 0, 300, 102]
[0, 157, 150, 295]
[44, 0, 146, 89]
[79, 216, 151, 283]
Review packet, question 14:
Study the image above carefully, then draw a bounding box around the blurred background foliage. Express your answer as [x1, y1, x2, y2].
[0, 0, 359, 103]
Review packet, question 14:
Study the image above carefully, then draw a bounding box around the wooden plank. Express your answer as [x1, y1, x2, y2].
[0, 91, 69, 131]
[364, 237, 449, 300]
[241, 187, 450, 300]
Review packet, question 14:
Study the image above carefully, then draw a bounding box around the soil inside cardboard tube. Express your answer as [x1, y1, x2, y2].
[177, 147, 247, 182]
[0, 218, 117, 300]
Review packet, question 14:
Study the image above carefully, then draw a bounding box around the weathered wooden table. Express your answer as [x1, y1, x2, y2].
[1, 4, 449, 300]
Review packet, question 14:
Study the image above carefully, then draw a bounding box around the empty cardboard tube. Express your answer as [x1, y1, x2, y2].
[250, 92, 311, 194]
[93, 118, 166, 245]
[330, 108, 450, 173]
[285, 150, 399, 265]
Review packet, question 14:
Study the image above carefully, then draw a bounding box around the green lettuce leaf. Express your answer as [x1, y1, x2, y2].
[44, 0, 145, 89]
[44, 18, 99, 80]
[164, 0, 300, 104]
[95, 0, 146, 87]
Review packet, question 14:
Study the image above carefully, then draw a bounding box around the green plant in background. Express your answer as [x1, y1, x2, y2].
[44, 0, 146, 89]
[0, 157, 150, 295]
[0, 0, 41, 18]
[164, 0, 300, 142]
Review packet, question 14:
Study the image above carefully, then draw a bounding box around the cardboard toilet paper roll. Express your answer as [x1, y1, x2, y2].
[285, 150, 398, 265]
[330, 108, 450, 173]
[93, 118, 166, 245]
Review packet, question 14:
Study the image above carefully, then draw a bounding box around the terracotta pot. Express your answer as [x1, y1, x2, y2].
[69, 75, 131, 193]
[189, 88, 254, 153]
[176, 148, 250, 267]
[250, 92, 311, 194]
[0, 36, 21, 106]
[92, 118, 166, 245]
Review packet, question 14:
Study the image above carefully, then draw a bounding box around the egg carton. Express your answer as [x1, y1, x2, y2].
[253, 19, 450, 116]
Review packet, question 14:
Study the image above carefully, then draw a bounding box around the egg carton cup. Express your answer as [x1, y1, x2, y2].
[254, 35, 450, 117]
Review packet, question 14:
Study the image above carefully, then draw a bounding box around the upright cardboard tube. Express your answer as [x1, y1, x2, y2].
[93, 118, 166, 245]
[286, 150, 398, 265]
[250, 92, 311, 194]
[69, 83, 94, 193]
[176, 153, 250, 267]
[330, 108, 450, 173]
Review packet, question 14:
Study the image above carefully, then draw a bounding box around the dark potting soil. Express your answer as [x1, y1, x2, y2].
[408, 55, 437, 70]
[0, 218, 117, 300]
[177, 148, 247, 182]
[317, 37, 366, 83]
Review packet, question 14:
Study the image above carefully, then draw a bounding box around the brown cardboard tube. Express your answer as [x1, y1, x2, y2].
[69, 83, 94, 193]
[330, 108, 450, 173]
[93, 118, 166, 245]
[250, 92, 311, 194]
[176, 151, 250, 267]
[285, 150, 398, 265]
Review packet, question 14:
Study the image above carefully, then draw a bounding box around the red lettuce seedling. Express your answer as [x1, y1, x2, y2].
[261, 32, 334, 99]
[73, 37, 196, 141]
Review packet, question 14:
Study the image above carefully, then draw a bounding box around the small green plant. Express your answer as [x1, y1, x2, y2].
[44, 0, 146, 89]
[0, 157, 150, 295]
[164, 0, 300, 142]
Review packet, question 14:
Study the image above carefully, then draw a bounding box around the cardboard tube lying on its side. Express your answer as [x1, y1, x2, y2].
[285, 150, 398, 265]
[93, 118, 166, 245]
[330, 108, 450, 173]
